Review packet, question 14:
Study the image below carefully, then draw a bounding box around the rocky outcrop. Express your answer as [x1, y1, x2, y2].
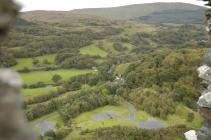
[197, 92, 211, 109]
[197, 65, 211, 83]
[197, 123, 211, 140]
[204, 50, 211, 67]
[184, 130, 197, 140]
[0, 69, 39, 140]
[190, 50, 211, 140]
[196, 64, 211, 140]
[197, 64, 211, 124]
[199, 107, 211, 123]
[185, 48, 211, 140]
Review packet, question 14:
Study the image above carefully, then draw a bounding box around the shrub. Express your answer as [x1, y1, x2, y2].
[52, 74, 62, 83]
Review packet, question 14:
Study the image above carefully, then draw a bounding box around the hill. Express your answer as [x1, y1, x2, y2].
[20, 3, 206, 25]
[71, 2, 205, 24]
[137, 9, 205, 25]
[21, 11, 112, 25]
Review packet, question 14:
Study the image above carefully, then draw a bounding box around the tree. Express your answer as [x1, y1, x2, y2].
[32, 58, 39, 65]
[52, 74, 62, 83]
[69, 82, 81, 91]
[125, 71, 139, 89]
[22, 67, 30, 73]
[0, 48, 17, 67]
[113, 42, 127, 52]
[43, 59, 50, 65]
[44, 130, 55, 138]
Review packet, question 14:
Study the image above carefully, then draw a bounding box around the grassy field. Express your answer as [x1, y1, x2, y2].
[101, 41, 119, 55]
[12, 54, 56, 70]
[73, 106, 131, 126]
[65, 105, 136, 140]
[134, 111, 151, 122]
[134, 104, 203, 129]
[80, 44, 108, 58]
[22, 86, 59, 97]
[166, 104, 203, 129]
[97, 41, 134, 55]
[124, 43, 134, 50]
[122, 21, 157, 35]
[95, 59, 105, 65]
[80, 40, 134, 58]
[114, 63, 130, 75]
[64, 103, 203, 139]
[21, 69, 93, 85]
[31, 103, 202, 140]
[46, 114, 64, 128]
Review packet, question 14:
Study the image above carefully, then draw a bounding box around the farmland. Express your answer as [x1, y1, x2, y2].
[21, 69, 93, 85]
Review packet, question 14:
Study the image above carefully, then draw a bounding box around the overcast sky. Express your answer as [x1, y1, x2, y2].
[15, 0, 208, 12]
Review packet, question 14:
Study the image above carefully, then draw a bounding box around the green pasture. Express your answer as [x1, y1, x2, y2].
[80, 44, 108, 58]
[65, 105, 136, 140]
[166, 104, 203, 129]
[13, 54, 56, 70]
[64, 103, 203, 139]
[101, 41, 119, 55]
[22, 86, 59, 97]
[80, 40, 133, 58]
[134, 104, 203, 128]
[47, 114, 64, 128]
[21, 69, 93, 85]
[124, 43, 134, 50]
[114, 63, 130, 75]
[95, 40, 133, 55]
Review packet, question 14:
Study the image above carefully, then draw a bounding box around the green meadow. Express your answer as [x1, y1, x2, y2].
[80, 40, 134, 58]
[22, 86, 59, 97]
[65, 105, 136, 140]
[100, 41, 119, 55]
[114, 63, 130, 75]
[124, 43, 134, 50]
[13, 54, 56, 70]
[166, 104, 203, 129]
[80, 44, 108, 58]
[30, 104, 203, 140]
[46, 114, 64, 128]
[65, 103, 203, 139]
[21, 69, 93, 85]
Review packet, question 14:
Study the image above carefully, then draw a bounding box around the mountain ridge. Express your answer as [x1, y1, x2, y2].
[71, 2, 206, 20]
[20, 2, 206, 25]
